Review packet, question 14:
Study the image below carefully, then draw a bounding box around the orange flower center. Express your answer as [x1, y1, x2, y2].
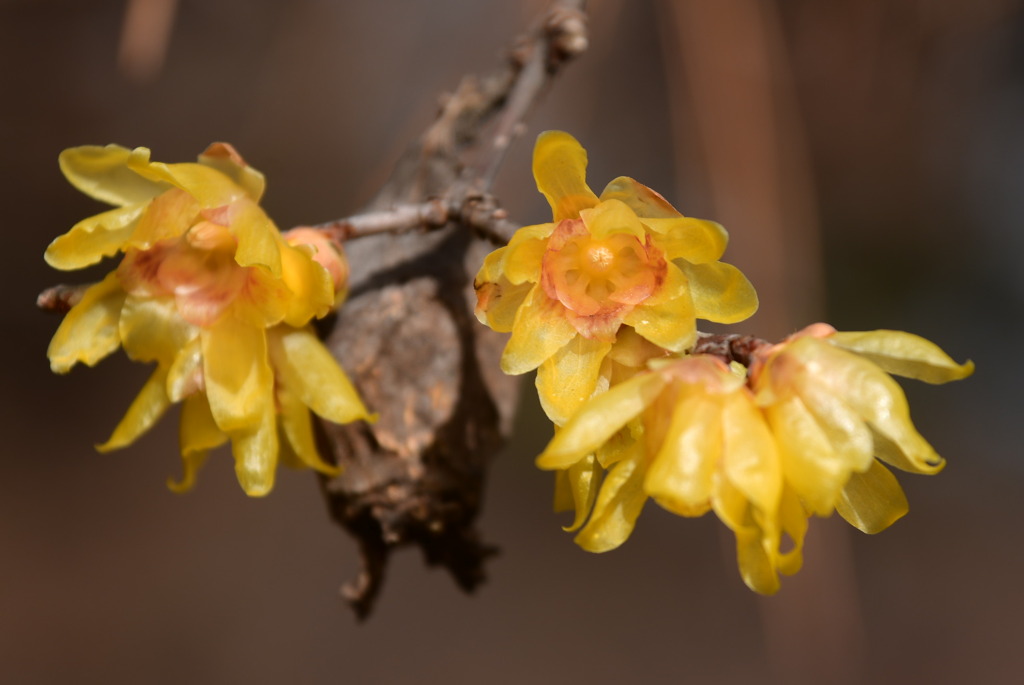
[542, 224, 663, 318]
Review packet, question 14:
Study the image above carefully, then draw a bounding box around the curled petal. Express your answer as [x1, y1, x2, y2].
[202, 317, 273, 433]
[677, 260, 758, 324]
[277, 380, 341, 476]
[502, 223, 556, 284]
[59, 145, 169, 207]
[553, 455, 602, 532]
[97, 365, 171, 452]
[229, 199, 284, 277]
[127, 157, 244, 209]
[48, 273, 127, 373]
[646, 395, 722, 517]
[475, 277, 532, 333]
[623, 289, 697, 353]
[533, 131, 600, 221]
[642, 217, 729, 264]
[199, 143, 266, 201]
[119, 295, 198, 366]
[598, 176, 681, 218]
[835, 460, 909, 534]
[125, 188, 200, 250]
[537, 370, 667, 469]
[720, 390, 782, 516]
[45, 205, 144, 270]
[776, 485, 808, 576]
[269, 326, 372, 425]
[830, 330, 974, 384]
[579, 198, 646, 241]
[766, 396, 847, 515]
[169, 394, 226, 493]
[500, 285, 577, 375]
[536, 335, 613, 426]
[279, 242, 334, 327]
[231, 404, 278, 497]
[166, 337, 204, 402]
[574, 446, 648, 553]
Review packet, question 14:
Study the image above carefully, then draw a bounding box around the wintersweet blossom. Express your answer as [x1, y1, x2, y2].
[46, 143, 370, 495]
[750, 323, 974, 532]
[475, 131, 757, 424]
[537, 356, 806, 594]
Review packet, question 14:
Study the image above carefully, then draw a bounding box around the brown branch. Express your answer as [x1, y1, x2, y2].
[37, 284, 88, 314]
[691, 331, 773, 368]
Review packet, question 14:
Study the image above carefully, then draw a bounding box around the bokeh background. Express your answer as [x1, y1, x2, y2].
[2, 0, 1022, 683]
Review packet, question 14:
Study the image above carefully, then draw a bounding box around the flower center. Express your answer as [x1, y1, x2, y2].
[543, 229, 662, 317]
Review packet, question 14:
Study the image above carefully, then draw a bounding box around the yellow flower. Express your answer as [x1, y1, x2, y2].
[750, 323, 974, 531]
[538, 356, 806, 594]
[475, 131, 757, 424]
[46, 143, 371, 496]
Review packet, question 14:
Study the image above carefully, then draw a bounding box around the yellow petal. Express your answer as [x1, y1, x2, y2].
[97, 365, 171, 452]
[835, 460, 909, 534]
[533, 131, 600, 221]
[127, 157, 244, 209]
[231, 404, 278, 496]
[535, 335, 613, 425]
[202, 317, 273, 432]
[598, 176, 682, 218]
[830, 330, 975, 384]
[124, 188, 200, 250]
[642, 217, 729, 264]
[277, 380, 341, 476]
[502, 223, 555, 284]
[279, 241, 334, 327]
[624, 290, 697, 353]
[557, 455, 602, 532]
[166, 337, 203, 402]
[579, 199, 646, 241]
[776, 485, 808, 576]
[795, 382, 874, 475]
[733, 520, 781, 595]
[475, 276, 533, 333]
[574, 446, 647, 552]
[230, 198, 283, 277]
[646, 395, 722, 517]
[48, 272, 127, 373]
[537, 370, 666, 469]
[169, 393, 226, 493]
[45, 205, 145, 270]
[198, 142, 266, 201]
[500, 285, 577, 375]
[59, 145, 169, 207]
[119, 295, 197, 366]
[720, 390, 781, 516]
[766, 396, 846, 515]
[269, 326, 372, 425]
[677, 260, 758, 324]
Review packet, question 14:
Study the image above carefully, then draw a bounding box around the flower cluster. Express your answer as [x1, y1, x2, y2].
[475, 132, 974, 593]
[46, 143, 371, 496]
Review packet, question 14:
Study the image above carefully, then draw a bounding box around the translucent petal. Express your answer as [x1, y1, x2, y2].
[169, 393, 226, 492]
[97, 365, 171, 452]
[677, 260, 758, 324]
[500, 285, 577, 375]
[574, 447, 647, 553]
[269, 326, 372, 425]
[45, 205, 144, 270]
[734, 520, 781, 595]
[720, 391, 782, 516]
[533, 131, 600, 221]
[776, 485, 808, 576]
[475, 277, 533, 333]
[642, 217, 729, 264]
[558, 455, 602, 532]
[795, 382, 875, 475]
[198, 142, 266, 201]
[502, 223, 555, 284]
[535, 335, 613, 426]
[48, 272, 126, 373]
[646, 395, 721, 517]
[766, 396, 846, 515]
[830, 330, 974, 384]
[598, 176, 681, 218]
[123, 188, 201, 251]
[166, 337, 203, 402]
[835, 460, 909, 534]
[127, 158, 244, 209]
[230, 199, 283, 277]
[537, 371, 667, 469]
[278, 381, 341, 475]
[202, 317, 272, 432]
[579, 199, 646, 241]
[623, 290, 697, 353]
[119, 295, 197, 365]
[59, 145, 169, 207]
[231, 405, 278, 496]
[279, 242, 334, 327]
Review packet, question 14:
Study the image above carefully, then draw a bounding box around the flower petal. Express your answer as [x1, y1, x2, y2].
[643, 217, 729, 264]
[598, 176, 682, 218]
[124, 188, 200, 250]
[830, 330, 975, 384]
[536, 335, 613, 425]
[574, 446, 648, 553]
[579, 198, 646, 241]
[720, 390, 781, 516]
[277, 380, 341, 476]
[475, 276, 533, 333]
[59, 145, 169, 207]
[119, 295, 198, 365]
[623, 290, 697, 353]
[533, 131, 600, 221]
[646, 394, 722, 517]
[279, 241, 334, 326]
[835, 459, 909, 534]
[202, 317, 273, 432]
[231, 404, 278, 496]
[502, 223, 555, 284]
[537, 370, 667, 469]
[169, 393, 226, 492]
[500, 285, 577, 375]
[48, 272, 127, 373]
[555, 455, 602, 532]
[229, 199, 283, 277]
[677, 260, 758, 324]
[127, 157, 244, 209]
[45, 205, 145, 270]
[269, 326, 372, 425]
[198, 142, 266, 201]
[97, 365, 171, 452]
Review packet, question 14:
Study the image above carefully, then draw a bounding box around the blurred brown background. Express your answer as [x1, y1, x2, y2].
[2, 1, 1021, 683]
